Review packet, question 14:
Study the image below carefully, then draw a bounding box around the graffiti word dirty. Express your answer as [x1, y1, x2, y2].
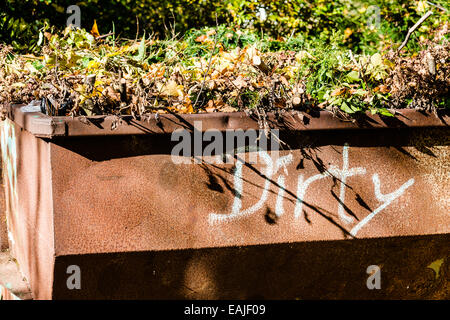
[208, 144, 415, 236]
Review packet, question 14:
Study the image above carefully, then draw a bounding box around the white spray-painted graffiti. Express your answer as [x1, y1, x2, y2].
[0, 120, 18, 245]
[208, 144, 415, 236]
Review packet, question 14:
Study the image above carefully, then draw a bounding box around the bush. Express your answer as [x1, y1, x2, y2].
[2, 0, 448, 52]
[1, 0, 230, 51]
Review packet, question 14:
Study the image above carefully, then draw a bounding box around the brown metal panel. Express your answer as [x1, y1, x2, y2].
[2, 104, 449, 299]
[50, 234, 449, 299]
[50, 128, 449, 257]
[0, 119, 55, 299]
[0, 162, 7, 251]
[6, 105, 65, 138]
[7, 104, 450, 138]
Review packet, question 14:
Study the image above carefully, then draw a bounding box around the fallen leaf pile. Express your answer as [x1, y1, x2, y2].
[385, 25, 450, 111]
[0, 23, 448, 120]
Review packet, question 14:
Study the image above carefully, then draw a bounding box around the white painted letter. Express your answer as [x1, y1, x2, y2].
[294, 173, 328, 219]
[208, 151, 274, 225]
[350, 174, 415, 236]
[329, 143, 366, 224]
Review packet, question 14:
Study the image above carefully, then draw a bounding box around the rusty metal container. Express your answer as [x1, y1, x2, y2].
[0, 104, 449, 300]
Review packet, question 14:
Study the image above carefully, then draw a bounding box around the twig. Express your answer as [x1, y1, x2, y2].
[54, 65, 62, 87]
[96, 32, 114, 40]
[426, 1, 447, 12]
[120, 78, 127, 103]
[397, 10, 433, 52]
[292, 96, 302, 107]
[118, 70, 127, 103]
[252, 55, 270, 75]
[286, 28, 296, 43]
[170, 10, 177, 40]
[135, 15, 139, 41]
[348, 49, 358, 66]
[193, 15, 220, 109]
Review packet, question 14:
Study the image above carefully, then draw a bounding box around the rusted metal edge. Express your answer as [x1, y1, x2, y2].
[6, 105, 65, 138]
[6, 104, 449, 138]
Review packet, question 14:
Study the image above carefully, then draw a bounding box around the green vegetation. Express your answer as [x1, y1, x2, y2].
[0, 1, 448, 117]
[2, 0, 449, 52]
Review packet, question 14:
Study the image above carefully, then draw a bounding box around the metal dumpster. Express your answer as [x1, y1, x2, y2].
[0, 104, 449, 299]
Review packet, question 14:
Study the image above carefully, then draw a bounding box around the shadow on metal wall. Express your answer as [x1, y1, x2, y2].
[52, 233, 449, 300]
[50, 127, 449, 162]
[48, 127, 449, 299]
